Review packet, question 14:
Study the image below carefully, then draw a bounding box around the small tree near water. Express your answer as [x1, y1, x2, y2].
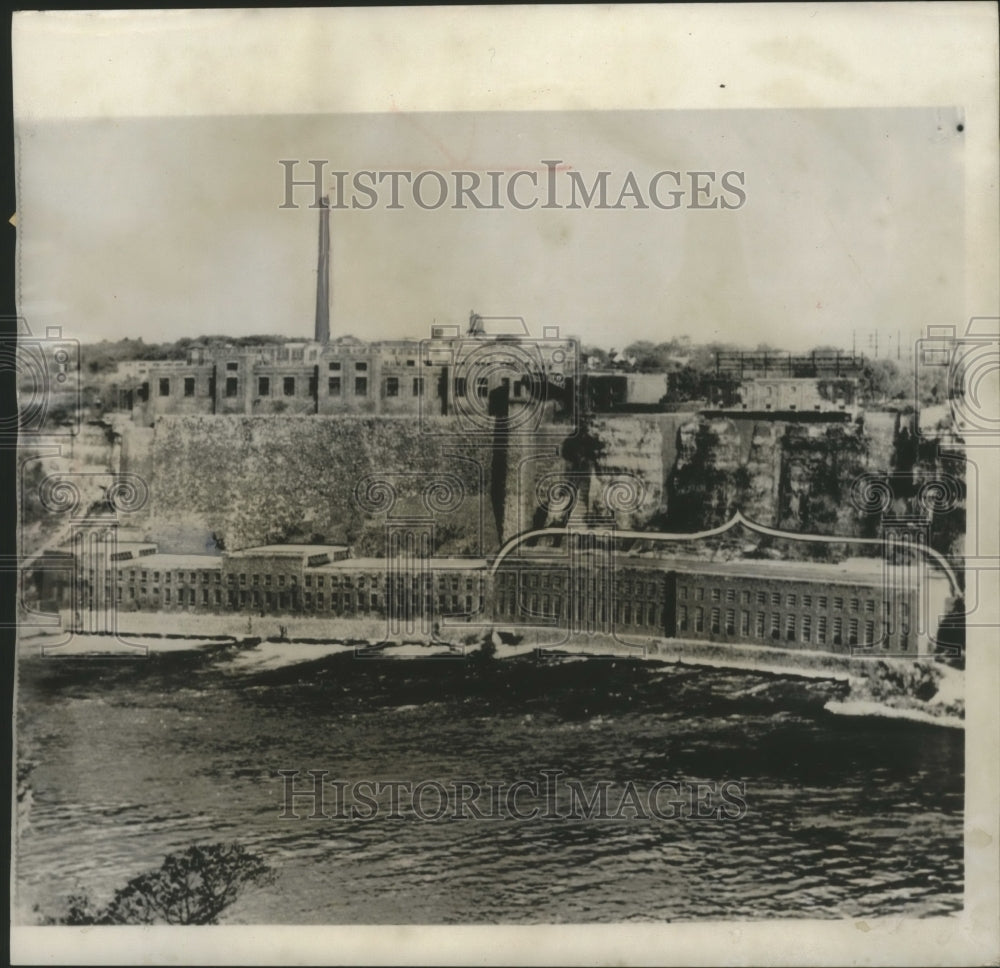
[478, 629, 498, 661]
[44, 843, 275, 925]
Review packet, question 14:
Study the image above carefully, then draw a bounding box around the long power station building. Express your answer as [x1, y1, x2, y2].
[53, 537, 952, 658]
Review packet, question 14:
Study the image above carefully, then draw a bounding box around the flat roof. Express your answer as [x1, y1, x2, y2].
[61, 539, 159, 554]
[659, 555, 946, 585]
[499, 552, 950, 586]
[227, 544, 349, 557]
[585, 370, 668, 378]
[112, 542, 159, 556]
[310, 556, 489, 572]
[113, 553, 222, 570]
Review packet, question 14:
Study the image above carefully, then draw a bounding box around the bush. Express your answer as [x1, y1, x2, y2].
[44, 843, 275, 925]
[478, 630, 498, 661]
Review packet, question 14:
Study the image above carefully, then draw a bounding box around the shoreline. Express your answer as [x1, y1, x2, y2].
[18, 623, 964, 728]
[823, 699, 964, 730]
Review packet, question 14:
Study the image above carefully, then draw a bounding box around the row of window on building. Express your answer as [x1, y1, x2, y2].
[147, 366, 543, 403]
[152, 372, 431, 401]
[678, 582, 887, 615]
[677, 605, 909, 649]
[98, 582, 483, 617]
[493, 569, 665, 631]
[76, 556, 920, 654]
[87, 578, 909, 647]
[107, 567, 482, 593]
[495, 592, 663, 629]
[494, 570, 662, 598]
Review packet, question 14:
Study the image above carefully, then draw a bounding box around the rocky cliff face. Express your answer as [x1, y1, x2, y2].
[585, 415, 683, 527]
[667, 415, 903, 545]
[525, 414, 689, 533]
[559, 411, 962, 559]
[123, 415, 501, 555]
[109, 408, 962, 562]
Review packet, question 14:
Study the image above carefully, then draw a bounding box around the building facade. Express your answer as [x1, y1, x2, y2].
[63, 538, 949, 658]
[703, 351, 865, 416]
[105, 327, 578, 428]
[70, 542, 489, 628]
[493, 554, 938, 656]
[727, 376, 857, 415]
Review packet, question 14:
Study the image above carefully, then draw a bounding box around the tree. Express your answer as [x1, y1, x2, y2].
[623, 340, 659, 369]
[859, 358, 909, 403]
[934, 597, 965, 669]
[664, 365, 705, 403]
[582, 345, 609, 368]
[45, 843, 275, 925]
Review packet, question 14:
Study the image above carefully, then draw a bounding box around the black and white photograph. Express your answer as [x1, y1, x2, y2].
[8, 5, 999, 966]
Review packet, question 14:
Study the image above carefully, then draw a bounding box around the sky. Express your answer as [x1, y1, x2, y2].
[15, 107, 964, 353]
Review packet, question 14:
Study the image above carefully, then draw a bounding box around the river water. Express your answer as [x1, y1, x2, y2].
[15, 644, 963, 923]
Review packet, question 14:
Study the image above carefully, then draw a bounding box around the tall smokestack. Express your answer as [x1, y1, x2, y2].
[314, 195, 331, 344]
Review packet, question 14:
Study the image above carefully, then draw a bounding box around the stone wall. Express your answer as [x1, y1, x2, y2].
[122, 415, 502, 555]
[111, 408, 962, 562]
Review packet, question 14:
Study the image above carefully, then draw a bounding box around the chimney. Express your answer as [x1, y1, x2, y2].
[314, 195, 331, 344]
